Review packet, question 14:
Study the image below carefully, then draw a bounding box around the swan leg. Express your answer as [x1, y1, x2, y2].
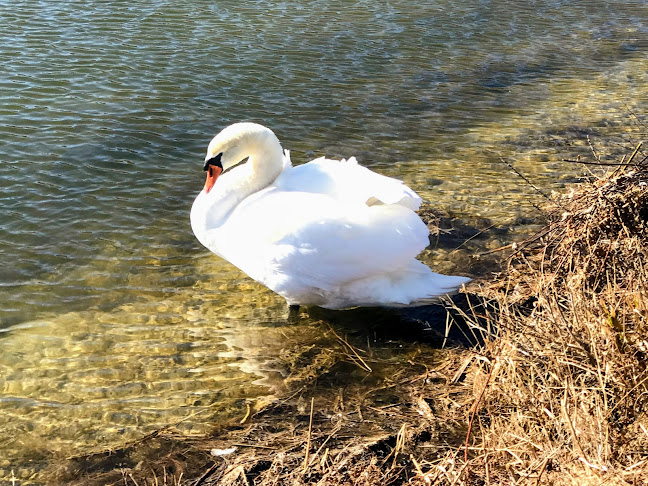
[287, 304, 300, 324]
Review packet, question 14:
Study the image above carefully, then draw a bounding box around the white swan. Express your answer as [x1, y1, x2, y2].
[190, 123, 470, 310]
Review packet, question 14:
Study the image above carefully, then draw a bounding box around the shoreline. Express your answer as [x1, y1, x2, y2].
[51, 148, 648, 485]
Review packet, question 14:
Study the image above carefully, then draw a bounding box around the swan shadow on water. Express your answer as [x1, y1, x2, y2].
[299, 292, 495, 349]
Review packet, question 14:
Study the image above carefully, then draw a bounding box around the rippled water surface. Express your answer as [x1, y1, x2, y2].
[1, 0, 647, 481]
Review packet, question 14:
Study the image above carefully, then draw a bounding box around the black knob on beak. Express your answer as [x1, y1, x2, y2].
[203, 152, 223, 171]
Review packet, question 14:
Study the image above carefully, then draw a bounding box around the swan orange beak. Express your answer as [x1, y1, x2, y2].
[204, 165, 222, 194]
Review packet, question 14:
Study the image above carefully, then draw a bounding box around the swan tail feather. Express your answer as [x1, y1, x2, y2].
[332, 261, 470, 309]
[282, 149, 292, 170]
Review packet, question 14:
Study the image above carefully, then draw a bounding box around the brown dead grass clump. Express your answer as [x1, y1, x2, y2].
[431, 159, 648, 484]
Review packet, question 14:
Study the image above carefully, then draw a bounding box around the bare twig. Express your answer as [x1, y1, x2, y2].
[303, 397, 315, 472]
[464, 358, 495, 462]
[328, 325, 372, 372]
[499, 157, 554, 203]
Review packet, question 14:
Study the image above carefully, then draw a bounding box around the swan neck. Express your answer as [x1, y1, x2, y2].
[245, 140, 284, 191]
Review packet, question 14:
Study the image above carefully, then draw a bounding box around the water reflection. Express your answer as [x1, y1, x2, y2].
[1, 261, 448, 481]
[1, 260, 287, 479]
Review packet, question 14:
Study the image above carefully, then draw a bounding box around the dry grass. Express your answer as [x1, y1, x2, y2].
[428, 156, 648, 485]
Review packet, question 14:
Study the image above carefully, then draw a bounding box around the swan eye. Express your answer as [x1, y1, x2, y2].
[203, 152, 223, 171]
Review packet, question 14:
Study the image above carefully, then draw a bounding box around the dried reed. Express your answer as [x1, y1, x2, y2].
[433, 156, 648, 484]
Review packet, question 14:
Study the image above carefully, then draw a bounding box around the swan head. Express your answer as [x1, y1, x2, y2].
[202, 122, 282, 194]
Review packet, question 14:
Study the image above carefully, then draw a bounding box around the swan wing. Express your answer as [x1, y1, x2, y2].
[274, 157, 422, 210]
[206, 190, 429, 295]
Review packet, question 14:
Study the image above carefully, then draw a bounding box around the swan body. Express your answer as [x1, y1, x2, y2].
[191, 123, 470, 309]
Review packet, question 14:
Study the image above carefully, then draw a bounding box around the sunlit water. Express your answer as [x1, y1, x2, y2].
[1, 0, 647, 481]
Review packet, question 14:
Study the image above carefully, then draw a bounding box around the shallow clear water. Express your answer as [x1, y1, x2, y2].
[1, 0, 647, 480]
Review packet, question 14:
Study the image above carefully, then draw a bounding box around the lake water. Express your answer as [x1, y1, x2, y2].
[1, 0, 647, 481]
